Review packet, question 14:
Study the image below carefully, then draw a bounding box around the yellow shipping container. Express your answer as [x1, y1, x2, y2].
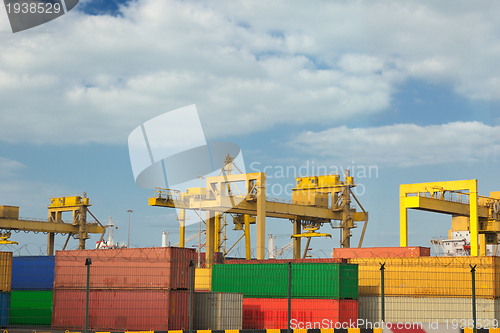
[0, 252, 12, 292]
[350, 256, 500, 299]
[195, 267, 212, 291]
[0, 205, 19, 219]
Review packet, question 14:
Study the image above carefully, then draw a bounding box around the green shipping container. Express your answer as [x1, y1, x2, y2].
[211, 263, 358, 299]
[9, 290, 53, 326]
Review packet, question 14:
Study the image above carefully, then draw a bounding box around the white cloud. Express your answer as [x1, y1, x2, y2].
[289, 121, 500, 167]
[1, 1, 500, 144]
[0, 157, 27, 178]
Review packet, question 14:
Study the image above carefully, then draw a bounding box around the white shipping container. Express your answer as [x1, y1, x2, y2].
[358, 296, 500, 325]
[194, 292, 243, 330]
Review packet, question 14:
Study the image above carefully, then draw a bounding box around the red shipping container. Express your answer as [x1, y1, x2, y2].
[242, 298, 358, 329]
[332, 247, 430, 259]
[52, 289, 190, 331]
[226, 258, 347, 264]
[54, 247, 196, 289]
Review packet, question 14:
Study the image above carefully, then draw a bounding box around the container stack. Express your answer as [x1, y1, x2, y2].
[194, 292, 243, 330]
[0, 252, 12, 328]
[211, 259, 358, 329]
[52, 247, 196, 331]
[10, 256, 55, 326]
[350, 256, 500, 324]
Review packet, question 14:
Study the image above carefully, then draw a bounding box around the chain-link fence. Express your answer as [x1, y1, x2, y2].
[2, 248, 500, 331]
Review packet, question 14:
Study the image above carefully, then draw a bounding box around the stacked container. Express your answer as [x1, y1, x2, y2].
[10, 256, 55, 326]
[333, 246, 430, 259]
[194, 292, 243, 330]
[52, 247, 196, 331]
[211, 260, 358, 329]
[0, 252, 12, 328]
[351, 256, 500, 324]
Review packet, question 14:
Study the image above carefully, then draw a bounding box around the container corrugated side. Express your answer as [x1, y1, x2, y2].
[226, 258, 348, 264]
[350, 256, 499, 298]
[212, 263, 287, 297]
[242, 298, 358, 329]
[195, 268, 212, 291]
[12, 256, 55, 290]
[333, 246, 430, 259]
[9, 290, 52, 325]
[194, 292, 242, 330]
[212, 262, 358, 299]
[0, 292, 8, 328]
[52, 289, 189, 331]
[358, 296, 500, 324]
[0, 252, 12, 292]
[54, 247, 196, 289]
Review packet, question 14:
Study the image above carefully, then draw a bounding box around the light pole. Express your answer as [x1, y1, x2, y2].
[197, 175, 204, 268]
[127, 209, 133, 247]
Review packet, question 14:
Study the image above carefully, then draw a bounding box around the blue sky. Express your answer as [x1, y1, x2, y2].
[1, 0, 500, 257]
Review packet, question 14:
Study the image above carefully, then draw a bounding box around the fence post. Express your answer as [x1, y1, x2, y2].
[470, 264, 477, 333]
[85, 258, 92, 333]
[288, 262, 292, 333]
[189, 259, 194, 333]
[380, 262, 385, 324]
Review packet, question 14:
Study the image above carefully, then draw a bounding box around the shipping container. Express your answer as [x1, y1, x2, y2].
[358, 296, 500, 324]
[212, 262, 358, 299]
[194, 292, 242, 330]
[226, 258, 347, 264]
[243, 298, 358, 329]
[350, 256, 500, 298]
[54, 247, 196, 289]
[0, 252, 12, 292]
[12, 256, 55, 290]
[333, 246, 430, 259]
[52, 289, 189, 331]
[9, 290, 52, 326]
[0, 292, 8, 328]
[195, 267, 211, 291]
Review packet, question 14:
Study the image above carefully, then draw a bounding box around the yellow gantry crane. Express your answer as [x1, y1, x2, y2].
[149, 155, 369, 267]
[0, 195, 106, 255]
[400, 179, 500, 256]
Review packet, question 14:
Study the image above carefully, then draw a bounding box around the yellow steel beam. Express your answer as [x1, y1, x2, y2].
[400, 179, 480, 256]
[179, 209, 185, 248]
[403, 196, 489, 217]
[293, 219, 301, 259]
[0, 218, 105, 234]
[149, 196, 367, 221]
[244, 214, 251, 260]
[471, 184, 478, 256]
[256, 173, 266, 260]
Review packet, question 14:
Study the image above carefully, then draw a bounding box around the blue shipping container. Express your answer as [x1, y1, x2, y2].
[12, 256, 55, 290]
[0, 292, 9, 327]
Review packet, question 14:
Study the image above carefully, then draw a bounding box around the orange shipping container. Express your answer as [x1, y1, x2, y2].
[52, 289, 190, 331]
[243, 298, 358, 329]
[54, 247, 196, 290]
[333, 246, 430, 259]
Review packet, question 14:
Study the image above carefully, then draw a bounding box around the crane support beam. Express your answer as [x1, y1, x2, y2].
[402, 196, 489, 217]
[0, 218, 105, 234]
[400, 179, 480, 256]
[149, 196, 367, 221]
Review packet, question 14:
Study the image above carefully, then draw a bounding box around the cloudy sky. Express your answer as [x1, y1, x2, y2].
[1, 0, 500, 257]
